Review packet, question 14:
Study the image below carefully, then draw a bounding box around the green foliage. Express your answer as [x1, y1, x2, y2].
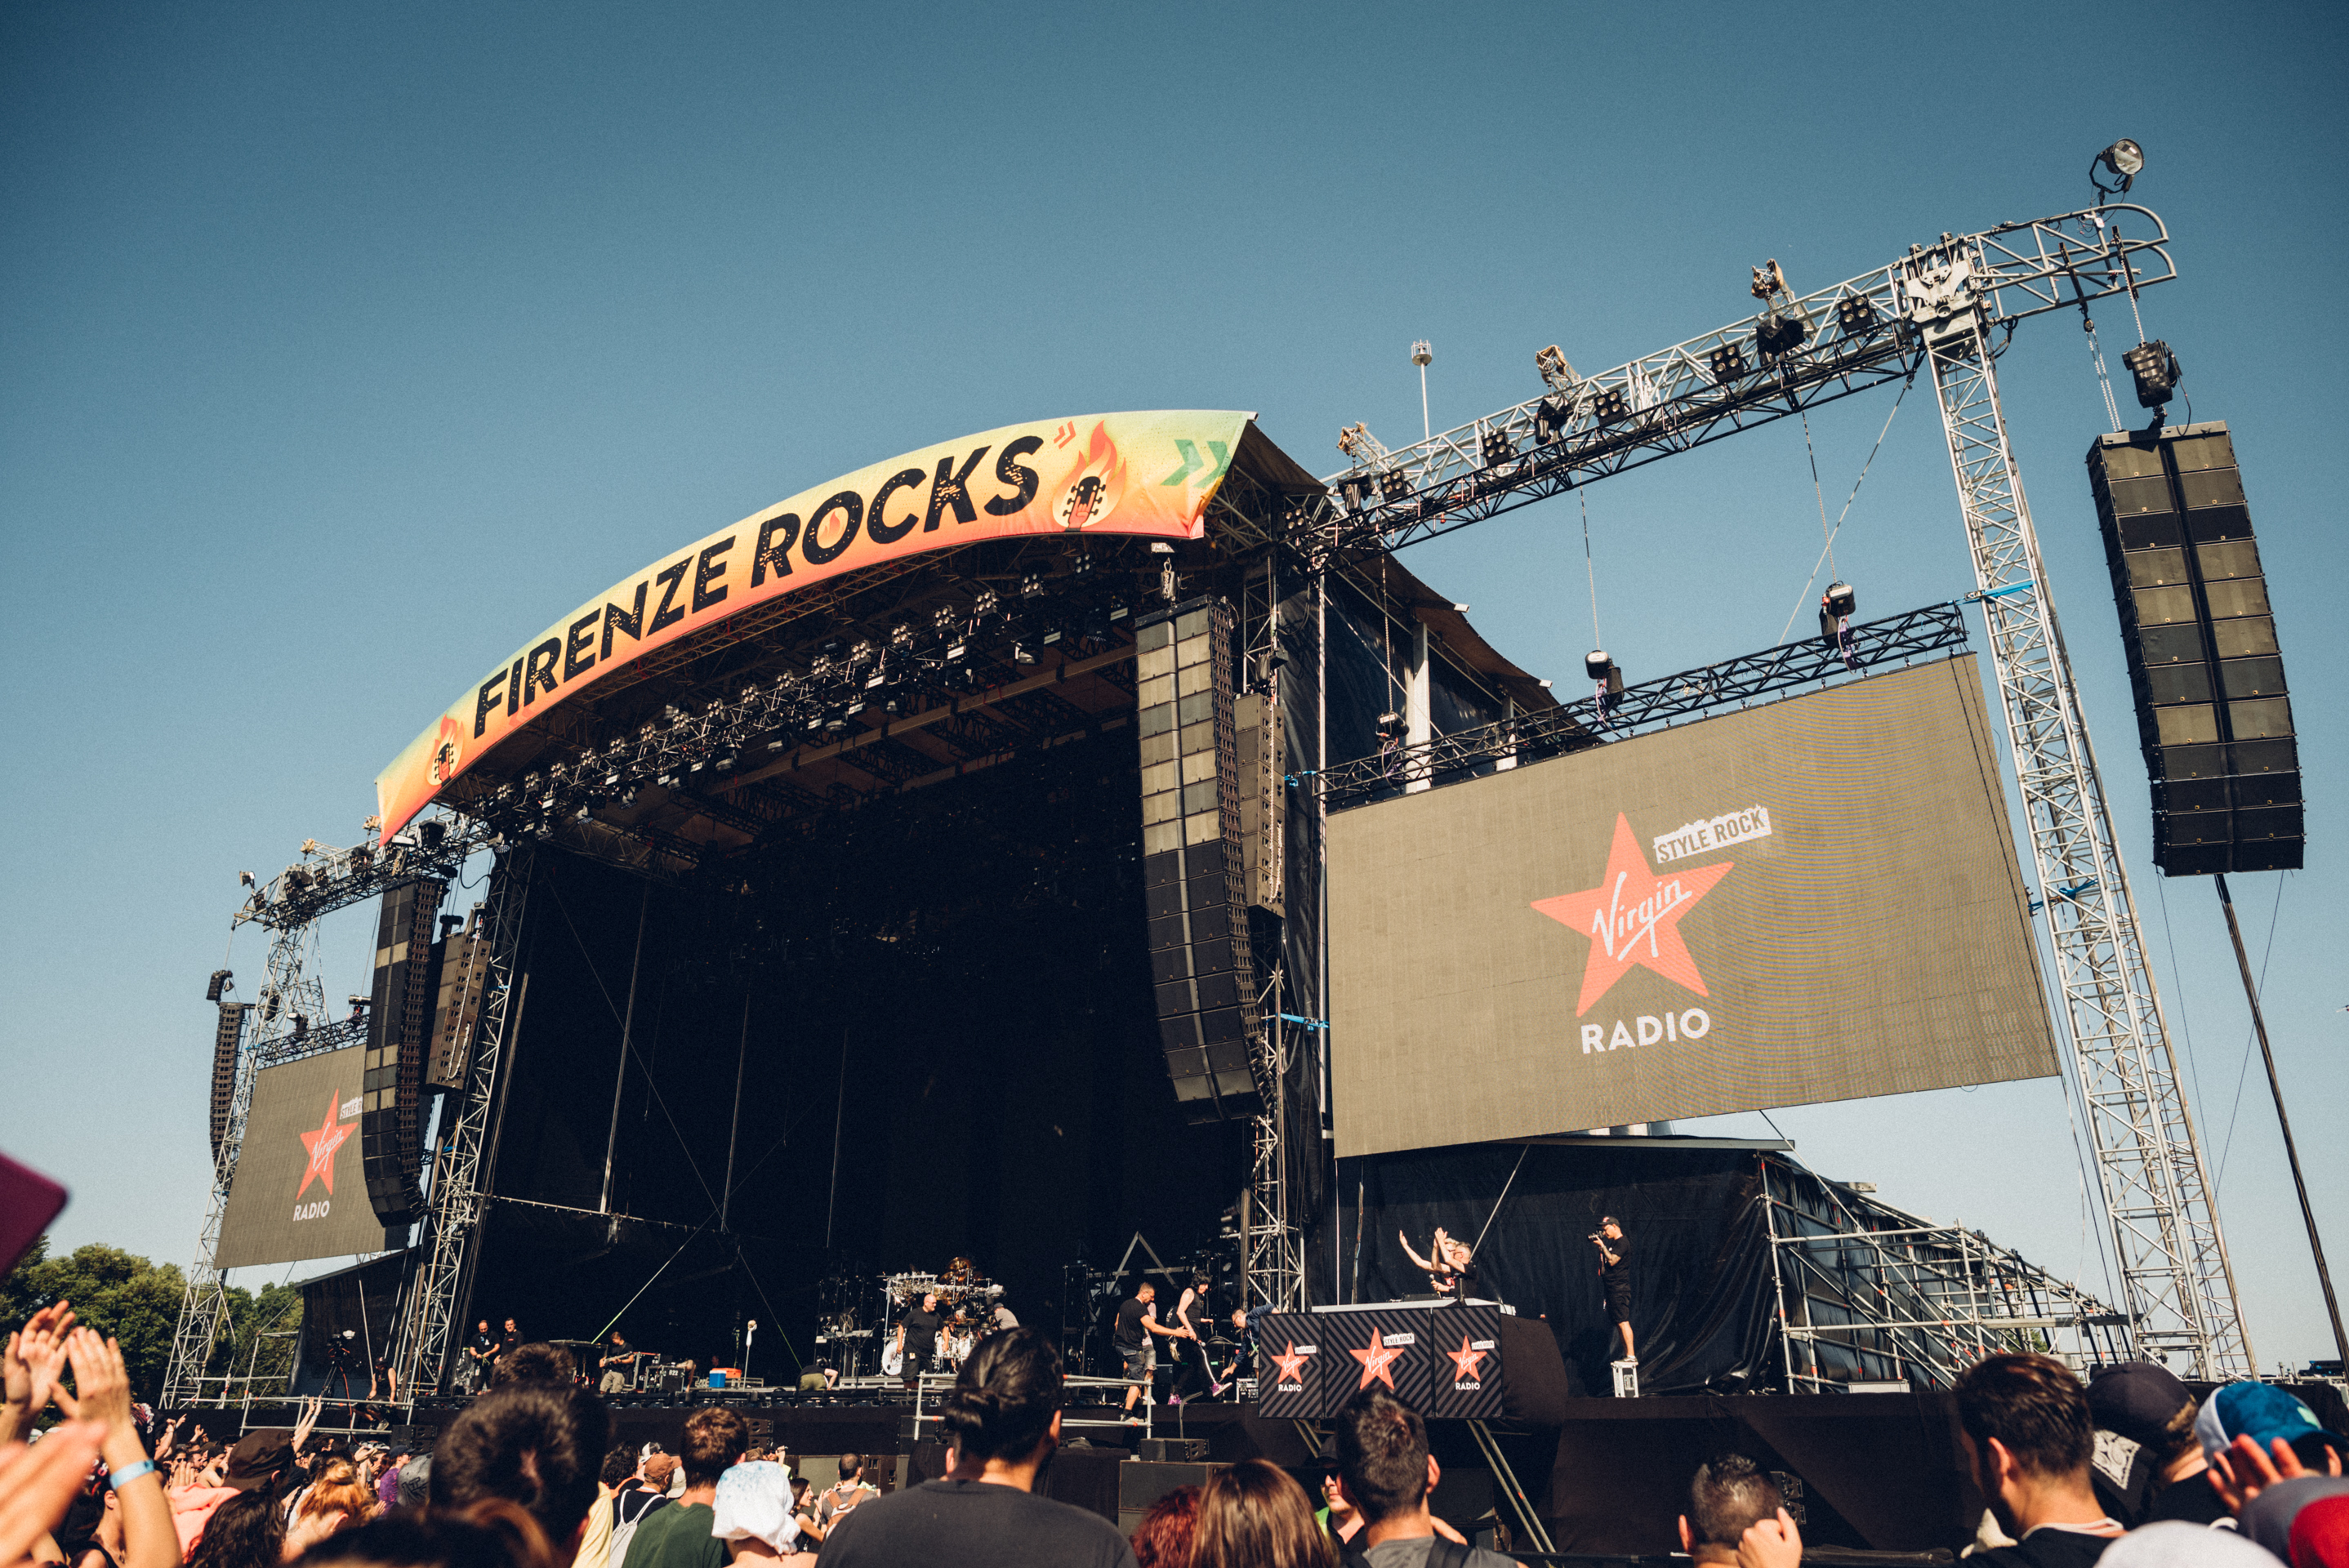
[2, 1236, 187, 1401]
[1, 1236, 305, 1401]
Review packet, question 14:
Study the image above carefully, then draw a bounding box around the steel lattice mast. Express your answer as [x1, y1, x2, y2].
[1312, 203, 2249, 1377]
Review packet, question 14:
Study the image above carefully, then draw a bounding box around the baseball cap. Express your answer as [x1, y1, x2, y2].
[2087, 1362, 2195, 1519]
[2195, 1383, 2349, 1464]
[223, 1430, 293, 1491]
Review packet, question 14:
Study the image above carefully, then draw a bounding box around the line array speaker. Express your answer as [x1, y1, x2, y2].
[209, 1002, 252, 1160]
[1136, 597, 1264, 1124]
[363, 878, 447, 1227]
[427, 907, 489, 1089]
[2088, 421, 2302, 875]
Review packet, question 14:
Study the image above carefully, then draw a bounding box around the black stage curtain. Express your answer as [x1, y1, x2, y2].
[1339, 1142, 1779, 1397]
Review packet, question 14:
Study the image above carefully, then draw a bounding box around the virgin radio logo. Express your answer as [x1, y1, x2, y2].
[1531, 813, 1733, 1016]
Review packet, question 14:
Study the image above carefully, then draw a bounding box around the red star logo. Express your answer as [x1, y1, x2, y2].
[1349, 1332, 1406, 1391]
[1268, 1342, 1311, 1384]
[296, 1094, 352, 1198]
[1445, 1335, 1488, 1383]
[1532, 813, 1733, 1016]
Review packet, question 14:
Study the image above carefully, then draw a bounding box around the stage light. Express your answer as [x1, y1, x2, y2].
[2093, 138, 2144, 198]
[1109, 603, 1131, 622]
[238, 871, 255, 889]
[1375, 710, 1406, 741]
[1480, 429, 1513, 468]
[2123, 340, 2181, 408]
[1586, 649, 1624, 715]
[1589, 386, 1631, 423]
[419, 820, 448, 852]
[1020, 573, 1045, 597]
[1707, 344, 1747, 384]
[1585, 650, 1613, 682]
[1755, 313, 1807, 357]
[1339, 474, 1376, 511]
[1379, 470, 1412, 503]
[1837, 296, 1878, 336]
[1014, 643, 1036, 665]
[1535, 398, 1574, 444]
[206, 969, 231, 1002]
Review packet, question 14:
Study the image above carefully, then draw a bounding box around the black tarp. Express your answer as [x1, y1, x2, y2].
[293, 1250, 408, 1397]
[1336, 1140, 1782, 1397]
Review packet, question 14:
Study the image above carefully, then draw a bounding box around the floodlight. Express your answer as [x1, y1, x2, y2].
[1708, 344, 1748, 384]
[2095, 138, 2144, 198]
[1480, 429, 1513, 468]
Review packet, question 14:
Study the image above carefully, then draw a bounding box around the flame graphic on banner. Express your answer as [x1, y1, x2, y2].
[1054, 421, 1128, 531]
[429, 715, 467, 786]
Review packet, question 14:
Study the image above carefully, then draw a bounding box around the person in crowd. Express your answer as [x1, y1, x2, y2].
[617, 1408, 744, 1568]
[1677, 1454, 1783, 1566]
[811, 1456, 877, 1535]
[287, 1457, 379, 1553]
[604, 1455, 673, 1568]
[430, 1379, 609, 1561]
[709, 1459, 809, 1563]
[569, 1447, 641, 1568]
[1192, 1459, 1334, 1568]
[498, 1344, 575, 1388]
[2085, 1363, 2226, 1527]
[296, 1501, 552, 1568]
[0, 1320, 178, 1568]
[1316, 1468, 1362, 1545]
[464, 1322, 499, 1395]
[2200, 1382, 2347, 1520]
[171, 1428, 294, 1556]
[1330, 1386, 1507, 1567]
[2094, 1521, 2281, 1568]
[2240, 1477, 2349, 1564]
[1950, 1352, 2125, 1568]
[816, 1327, 1136, 1566]
[893, 1294, 943, 1392]
[182, 1492, 283, 1568]
[1129, 1483, 1199, 1568]
[374, 1453, 411, 1514]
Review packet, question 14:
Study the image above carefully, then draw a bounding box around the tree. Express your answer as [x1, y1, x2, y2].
[2, 1237, 187, 1401]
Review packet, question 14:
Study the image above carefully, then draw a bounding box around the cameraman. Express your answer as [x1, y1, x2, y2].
[1590, 1216, 1634, 1366]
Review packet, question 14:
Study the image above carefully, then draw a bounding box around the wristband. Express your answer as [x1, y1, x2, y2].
[109, 1459, 158, 1490]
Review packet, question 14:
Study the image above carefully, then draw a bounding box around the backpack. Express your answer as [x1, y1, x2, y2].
[1339, 1535, 1473, 1568]
[608, 1489, 670, 1567]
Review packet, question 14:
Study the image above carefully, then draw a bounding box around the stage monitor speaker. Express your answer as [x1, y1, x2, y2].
[362, 878, 448, 1227]
[1136, 597, 1266, 1124]
[209, 1002, 252, 1160]
[2088, 422, 2302, 875]
[427, 908, 490, 1089]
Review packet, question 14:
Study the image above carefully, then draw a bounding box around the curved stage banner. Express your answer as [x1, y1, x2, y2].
[1327, 655, 2057, 1156]
[376, 410, 1254, 841]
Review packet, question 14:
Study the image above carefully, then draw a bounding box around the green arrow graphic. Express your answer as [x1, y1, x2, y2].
[1158, 439, 1232, 488]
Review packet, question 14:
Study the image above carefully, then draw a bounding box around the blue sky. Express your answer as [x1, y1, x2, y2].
[3, 1, 2342, 1368]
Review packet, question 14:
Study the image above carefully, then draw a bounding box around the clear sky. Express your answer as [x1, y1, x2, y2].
[3, 1, 2342, 1370]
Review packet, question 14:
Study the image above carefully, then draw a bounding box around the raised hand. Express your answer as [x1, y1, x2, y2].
[0, 1419, 106, 1566]
[54, 1328, 134, 1438]
[1736, 1507, 1803, 1568]
[2207, 1431, 2337, 1515]
[5, 1302, 77, 1419]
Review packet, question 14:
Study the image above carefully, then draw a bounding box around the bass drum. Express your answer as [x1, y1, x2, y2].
[880, 1341, 904, 1378]
[944, 1332, 974, 1367]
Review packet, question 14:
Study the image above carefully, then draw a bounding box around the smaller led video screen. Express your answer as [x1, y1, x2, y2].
[216, 1046, 388, 1269]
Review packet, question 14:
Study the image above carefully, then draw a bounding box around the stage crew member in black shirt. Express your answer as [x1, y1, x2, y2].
[895, 1292, 943, 1389]
[1593, 1215, 1634, 1365]
[818, 1327, 1137, 1567]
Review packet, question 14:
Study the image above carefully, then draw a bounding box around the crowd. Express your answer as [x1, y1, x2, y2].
[6, 1295, 2344, 1568]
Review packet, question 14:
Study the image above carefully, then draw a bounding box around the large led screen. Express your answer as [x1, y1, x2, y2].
[1328, 655, 2055, 1157]
[216, 1046, 390, 1268]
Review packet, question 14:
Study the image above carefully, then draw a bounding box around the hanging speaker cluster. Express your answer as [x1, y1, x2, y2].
[1135, 597, 1264, 1125]
[2088, 422, 2302, 875]
[209, 1001, 252, 1161]
[362, 878, 448, 1227]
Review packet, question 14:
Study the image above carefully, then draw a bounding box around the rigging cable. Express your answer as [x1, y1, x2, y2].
[2214, 872, 2288, 1188]
[1775, 369, 1916, 647]
[1579, 489, 1602, 652]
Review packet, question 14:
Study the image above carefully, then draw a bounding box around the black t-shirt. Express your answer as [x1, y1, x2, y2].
[1966, 1526, 2119, 1568]
[902, 1308, 941, 1355]
[2142, 1476, 2231, 1527]
[1114, 1298, 1149, 1349]
[819, 1477, 1137, 1568]
[499, 1330, 521, 1355]
[469, 1331, 495, 1360]
[1602, 1236, 1633, 1294]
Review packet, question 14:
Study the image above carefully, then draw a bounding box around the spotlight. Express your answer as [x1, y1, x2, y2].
[1755, 313, 1807, 358]
[1589, 386, 1631, 424]
[1480, 429, 1514, 468]
[1379, 470, 1412, 504]
[2122, 340, 2181, 408]
[1707, 344, 1748, 384]
[1339, 474, 1377, 511]
[1535, 398, 1575, 443]
[2092, 138, 2144, 199]
[206, 969, 231, 1003]
[1836, 295, 1879, 336]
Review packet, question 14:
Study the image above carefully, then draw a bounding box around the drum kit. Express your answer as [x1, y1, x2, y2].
[840, 1269, 1003, 1379]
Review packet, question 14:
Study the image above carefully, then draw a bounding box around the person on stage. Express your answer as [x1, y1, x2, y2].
[1398, 1226, 1476, 1300]
[1170, 1271, 1216, 1405]
[463, 1320, 497, 1393]
[1592, 1215, 1634, 1364]
[894, 1292, 943, 1389]
[599, 1330, 637, 1395]
[1115, 1281, 1182, 1423]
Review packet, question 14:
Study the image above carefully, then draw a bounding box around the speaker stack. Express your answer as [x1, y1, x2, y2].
[362, 878, 447, 1229]
[209, 1002, 251, 1160]
[1135, 597, 1265, 1124]
[2088, 422, 2301, 875]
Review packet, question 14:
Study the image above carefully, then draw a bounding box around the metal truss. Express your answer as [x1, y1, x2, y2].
[163, 921, 337, 1405]
[1760, 1153, 2135, 1392]
[1317, 603, 1971, 812]
[1922, 312, 2247, 1377]
[1313, 206, 2174, 558]
[392, 842, 533, 1398]
[237, 822, 480, 932]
